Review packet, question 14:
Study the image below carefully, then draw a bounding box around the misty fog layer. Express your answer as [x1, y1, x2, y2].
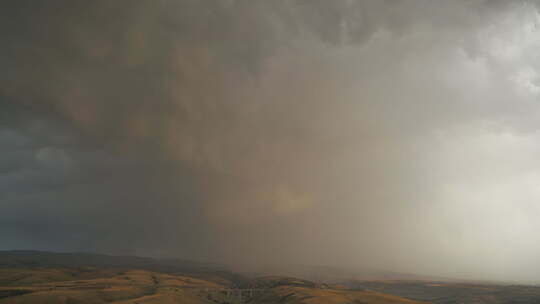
[1, 0, 540, 282]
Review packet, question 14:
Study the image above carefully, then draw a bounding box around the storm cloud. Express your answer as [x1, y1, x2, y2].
[2, 0, 540, 282]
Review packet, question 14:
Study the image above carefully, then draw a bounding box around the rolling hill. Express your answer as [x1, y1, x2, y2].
[0, 251, 426, 304]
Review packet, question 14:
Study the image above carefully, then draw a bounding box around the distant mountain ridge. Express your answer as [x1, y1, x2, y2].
[247, 262, 456, 285]
[0, 250, 448, 284]
[0, 250, 224, 274]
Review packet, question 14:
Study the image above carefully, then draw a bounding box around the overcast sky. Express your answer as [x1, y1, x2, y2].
[2, 0, 540, 283]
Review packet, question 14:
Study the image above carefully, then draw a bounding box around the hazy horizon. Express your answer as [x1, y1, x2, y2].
[2, 0, 540, 284]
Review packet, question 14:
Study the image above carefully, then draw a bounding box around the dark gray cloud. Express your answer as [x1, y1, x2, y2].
[2, 0, 540, 282]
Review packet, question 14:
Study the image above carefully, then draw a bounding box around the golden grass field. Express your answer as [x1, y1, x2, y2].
[0, 268, 222, 304]
[0, 268, 426, 304]
[256, 285, 427, 304]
